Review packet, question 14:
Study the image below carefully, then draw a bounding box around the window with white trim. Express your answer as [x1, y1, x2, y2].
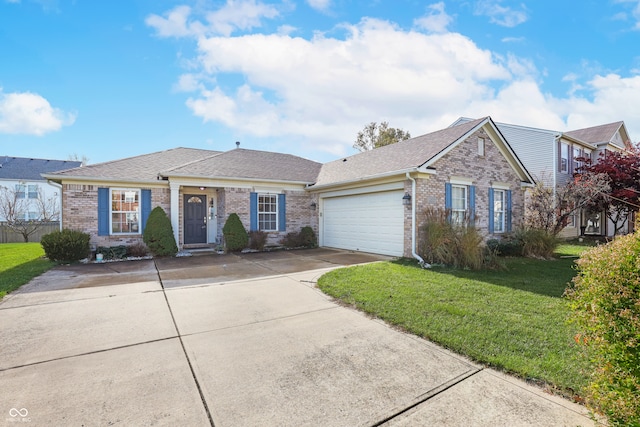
[28, 184, 39, 199]
[15, 184, 26, 199]
[493, 189, 506, 233]
[572, 146, 582, 172]
[110, 189, 140, 234]
[560, 142, 569, 173]
[477, 137, 485, 156]
[451, 185, 467, 226]
[258, 194, 278, 231]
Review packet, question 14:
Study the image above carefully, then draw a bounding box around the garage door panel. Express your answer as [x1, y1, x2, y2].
[322, 191, 404, 257]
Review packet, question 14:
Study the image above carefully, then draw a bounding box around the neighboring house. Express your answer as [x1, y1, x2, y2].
[44, 117, 534, 258]
[451, 118, 633, 237]
[0, 156, 82, 222]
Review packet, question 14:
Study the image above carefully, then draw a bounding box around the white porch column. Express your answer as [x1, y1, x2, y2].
[170, 181, 180, 248]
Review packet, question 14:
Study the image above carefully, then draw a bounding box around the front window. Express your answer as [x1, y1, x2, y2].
[451, 185, 467, 226]
[28, 184, 39, 199]
[110, 189, 140, 234]
[572, 147, 582, 172]
[258, 194, 278, 231]
[15, 184, 26, 199]
[493, 189, 506, 233]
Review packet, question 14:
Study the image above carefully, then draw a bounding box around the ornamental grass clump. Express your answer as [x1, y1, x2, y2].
[566, 232, 640, 426]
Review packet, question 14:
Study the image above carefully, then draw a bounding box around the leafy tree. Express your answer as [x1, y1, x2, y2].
[142, 206, 178, 256]
[0, 185, 60, 242]
[525, 173, 610, 236]
[577, 146, 640, 235]
[353, 121, 411, 152]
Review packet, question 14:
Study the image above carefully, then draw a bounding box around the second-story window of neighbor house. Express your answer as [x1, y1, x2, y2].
[560, 142, 569, 173]
[28, 184, 38, 199]
[15, 184, 26, 198]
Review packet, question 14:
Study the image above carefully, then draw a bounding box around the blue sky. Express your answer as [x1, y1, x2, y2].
[2, 0, 640, 165]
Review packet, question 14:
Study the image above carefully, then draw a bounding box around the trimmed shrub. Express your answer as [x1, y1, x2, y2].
[142, 206, 178, 257]
[248, 230, 268, 251]
[486, 237, 524, 257]
[41, 229, 90, 263]
[280, 227, 317, 249]
[566, 233, 640, 426]
[299, 227, 317, 248]
[222, 213, 248, 252]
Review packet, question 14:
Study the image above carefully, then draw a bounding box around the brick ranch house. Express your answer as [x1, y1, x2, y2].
[43, 116, 534, 258]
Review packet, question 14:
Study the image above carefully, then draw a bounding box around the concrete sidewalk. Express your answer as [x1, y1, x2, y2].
[0, 254, 597, 426]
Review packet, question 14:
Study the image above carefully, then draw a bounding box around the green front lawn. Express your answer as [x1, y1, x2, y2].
[0, 243, 55, 299]
[318, 244, 592, 399]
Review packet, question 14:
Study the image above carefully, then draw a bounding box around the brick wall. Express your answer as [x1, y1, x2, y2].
[62, 184, 171, 249]
[407, 129, 526, 256]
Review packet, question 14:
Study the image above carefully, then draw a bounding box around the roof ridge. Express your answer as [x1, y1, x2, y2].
[162, 150, 225, 173]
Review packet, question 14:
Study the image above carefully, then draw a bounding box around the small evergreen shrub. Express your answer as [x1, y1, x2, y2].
[142, 206, 178, 257]
[280, 227, 317, 249]
[299, 226, 317, 248]
[248, 230, 268, 251]
[567, 233, 640, 426]
[222, 213, 248, 251]
[41, 229, 91, 263]
[486, 237, 524, 257]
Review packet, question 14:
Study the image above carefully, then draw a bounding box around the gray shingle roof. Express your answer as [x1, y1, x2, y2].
[162, 148, 322, 183]
[564, 122, 624, 145]
[46, 147, 221, 182]
[313, 117, 487, 187]
[0, 156, 82, 181]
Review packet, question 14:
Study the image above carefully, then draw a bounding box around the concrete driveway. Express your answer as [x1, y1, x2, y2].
[0, 249, 596, 426]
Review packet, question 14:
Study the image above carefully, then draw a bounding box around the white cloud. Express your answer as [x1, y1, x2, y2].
[475, 1, 528, 28]
[414, 2, 453, 34]
[0, 89, 75, 136]
[307, 0, 331, 12]
[146, 1, 280, 38]
[149, 4, 640, 157]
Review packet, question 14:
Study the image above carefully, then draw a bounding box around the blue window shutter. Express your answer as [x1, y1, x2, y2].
[445, 183, 452, 223]
[469, 185, 476, 226]
[98, 187, 109, 236]
[278, 194, 286, 231]
[250, 192, 258, 231]
[488, 188, 495, 234]
[506, 190, 513, 233]
[140, 189, 151, 232]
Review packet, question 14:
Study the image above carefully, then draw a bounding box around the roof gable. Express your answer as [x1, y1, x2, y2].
[564, 121, 628, 149]
[314, 118, 488, 187]
[0, 157, 82, 181]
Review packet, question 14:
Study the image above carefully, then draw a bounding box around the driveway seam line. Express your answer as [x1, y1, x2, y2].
[154, 259, 216, 427]
[367, 367, 484, 426]
[0, 336, 178, 372]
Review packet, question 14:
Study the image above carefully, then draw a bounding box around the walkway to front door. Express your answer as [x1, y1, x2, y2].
[184, 194, 207, 244]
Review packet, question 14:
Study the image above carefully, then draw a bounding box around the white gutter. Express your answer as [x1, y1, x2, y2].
[406, 172, 429, 268]
[47, 179, 63, 231]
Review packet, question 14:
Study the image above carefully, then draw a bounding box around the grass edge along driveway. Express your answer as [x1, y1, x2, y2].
[0, 243, 55, 300]
[317, 244, 591, 401]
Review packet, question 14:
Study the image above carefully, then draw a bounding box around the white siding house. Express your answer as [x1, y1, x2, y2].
[451, 118, 633, 237]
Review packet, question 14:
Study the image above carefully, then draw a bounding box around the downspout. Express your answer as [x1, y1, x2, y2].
[48, 180, 63, 232]
[406, 172, 429, 268]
